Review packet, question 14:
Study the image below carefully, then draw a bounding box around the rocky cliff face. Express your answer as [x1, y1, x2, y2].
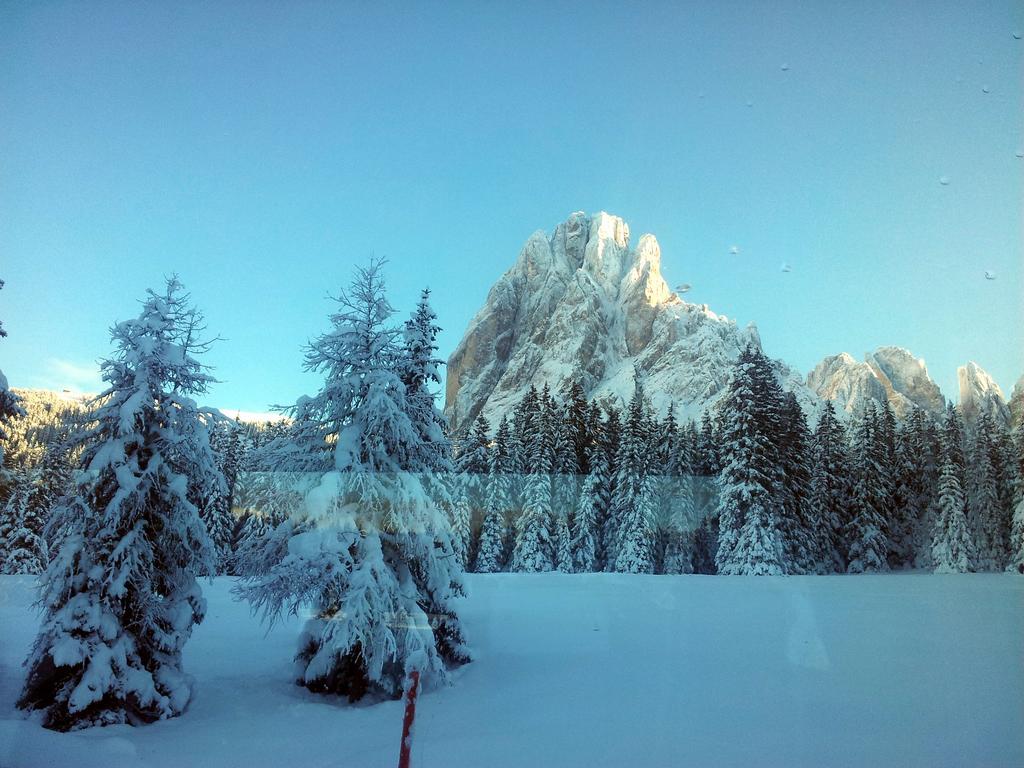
[445, 211, 813, 432]
[958, 361, 1011, 429]
[806, 347, 946, 419]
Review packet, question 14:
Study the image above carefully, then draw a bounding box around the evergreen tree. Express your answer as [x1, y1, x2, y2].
[511, 398, 555, 572]
[931, 457, 975, 573]
[1006, 423, 1024, 574]
[572, 444, 608, 573]
[206, 418, 243, 573]
[476, 416, 513, 573]
[776, 392, 815, 573]
[845, 403, 890, 573]
[967, 413, 1007, 570]
[235, 261, 468, 701]
[663, 422, 697, 575]
[454, 414, 489, 568]
[18, 278, 220, 731]
[564, 379, 593, 475]
[715, 346, 786, 576]
[598, 404, 622, 568]
[611, 382, 656, 573]
[805, 401, 850, 572]
[2, 474, 47, 574]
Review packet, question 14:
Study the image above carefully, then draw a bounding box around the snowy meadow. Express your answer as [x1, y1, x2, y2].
[2, 573, 1022, 768]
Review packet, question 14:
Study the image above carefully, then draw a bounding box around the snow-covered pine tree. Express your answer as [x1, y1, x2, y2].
[888, 410, 926, 569]
[804, 401, 850, 572]
[909, 408, 943, 568]
[476, 416, 513, 573]
[206, 418, 243, 573]
[237, 261, 467, 701]
[611, 382, 657, 573]
[564, 379, 593, 476]
[551, 401, 579, 573]
[454, 414, 489, 569]
[931, 445, 975, 573]
[599, 404, 622, 568]
[18, 278, 220, 731]
[776, 392, 815, 573]
[401, 289, 453, 475]
[572, 443, 609, 573]
[845, 403, 891, 573]
[715, 345, 787, 575]
[690, 411, 722, 574]
[2, 474, 47, 573]
[511, 397, 556, 572]
[663, 418, 697, 575]
[1008, 422, 1024, 574]
[967, 413, 1007, 570]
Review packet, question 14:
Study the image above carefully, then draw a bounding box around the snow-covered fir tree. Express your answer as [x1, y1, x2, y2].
[805, 401, 850, 572]
[776, 392, 815, 574]
[598, 404, 622, 569]
[967, 413, 1008, 570]
[511, 396, 556, 572]
[476, 416, 513, 573]
[206, 418, 244, 573]
[564, 380, 594, 476]
[889, 408, 932, 569]
[454, 413, 490, 568]
[662, 417, 697, 575]
[1007, 423, 1024, 574]
[931, 458, 975, 573]
[930, 406, 975, 573]
[845, 403, 891, 573]
[715, 346, 786, 576]
[18, 278, 220, 731]
[611, 382, 657, 573]
[1, 474, 46, 573]
[235, 261, 468, 701]
[551, 403, 578, 573]
[572, 443, 608, 573]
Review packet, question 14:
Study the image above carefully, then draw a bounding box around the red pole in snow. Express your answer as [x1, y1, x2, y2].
[397, 669, 421, 768]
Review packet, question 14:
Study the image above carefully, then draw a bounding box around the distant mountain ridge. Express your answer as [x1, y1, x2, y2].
[445, 211, 1020, 432]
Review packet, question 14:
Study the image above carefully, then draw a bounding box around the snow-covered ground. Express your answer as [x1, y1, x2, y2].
[1, 573, 1022, 767]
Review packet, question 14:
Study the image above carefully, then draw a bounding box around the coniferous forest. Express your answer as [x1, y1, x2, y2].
[1, 267, 1024, 734]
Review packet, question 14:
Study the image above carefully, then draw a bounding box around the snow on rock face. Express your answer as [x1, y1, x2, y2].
[807, 353, 886, 416]
[807, 347, 946, 419]
[445, 211, 816, 432]
[866, 347, 946, 418]
[1009, 375, 1024, 429]
[958, 361, 1011, 429]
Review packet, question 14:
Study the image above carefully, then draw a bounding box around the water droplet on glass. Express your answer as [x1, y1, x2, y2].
[984, 270, 997, 280]
[981, 85, 991, 94]
[729, 245, 740, 255]
[1013, 31, 1021, 40]
[780, 262, 792, 273]
[781, 63, 790, 71]
[1015, 149, 1023, 159]
[745, 100, 753, 107]
[939, 176, 950, 186]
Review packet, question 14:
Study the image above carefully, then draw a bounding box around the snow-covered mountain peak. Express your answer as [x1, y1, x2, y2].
[445, 211, 815, 432]
[958, 361, 1010, 428]
[807, 347, 946, 419]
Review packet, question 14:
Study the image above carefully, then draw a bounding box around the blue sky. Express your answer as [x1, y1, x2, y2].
[1, 0, 1021, 414]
